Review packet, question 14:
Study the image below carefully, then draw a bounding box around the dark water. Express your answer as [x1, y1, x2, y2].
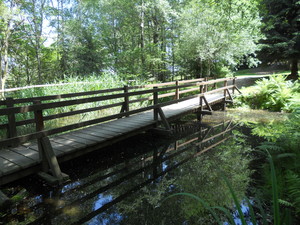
[0, 111, 287, 225]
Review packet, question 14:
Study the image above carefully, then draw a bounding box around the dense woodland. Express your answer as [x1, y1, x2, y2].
[0, 0, 299, 91]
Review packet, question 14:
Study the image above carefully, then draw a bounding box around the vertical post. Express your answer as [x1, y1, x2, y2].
[33, 100, 47, 172]
[175, 80, 179, 100]
[223, 80, 228, 111]
[153, 87, 158, 121]
[204, 77, 208, 92]
[6, 97, 17, 139]
[213, 82, 217, 90]
[224, 80, 228, 97]
[198, 85, 204, 121]
[232, 77, 236, 95]
[124, 85, 129, 117]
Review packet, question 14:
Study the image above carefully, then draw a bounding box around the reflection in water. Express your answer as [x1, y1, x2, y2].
[1, 115, 253, 225]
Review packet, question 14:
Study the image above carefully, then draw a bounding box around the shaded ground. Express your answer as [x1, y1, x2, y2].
[235, 65, 289, 76]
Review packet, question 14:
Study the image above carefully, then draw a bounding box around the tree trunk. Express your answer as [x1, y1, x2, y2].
[140, 0, 145, 66]
[290, 58, 299, 79]
[0, 24, 11, 100]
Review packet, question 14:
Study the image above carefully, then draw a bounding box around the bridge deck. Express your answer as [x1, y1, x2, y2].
[0, 92, 226, 185]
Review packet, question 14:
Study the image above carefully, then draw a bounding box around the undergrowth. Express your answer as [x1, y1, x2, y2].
[234, 75, 300, 112]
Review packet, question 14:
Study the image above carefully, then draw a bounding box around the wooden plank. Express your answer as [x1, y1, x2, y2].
[86, 126, 122, 137]
[77, 128, 114, 139]
[50, 137, 85, 150]
[0, 149, 36, 169]
[9, 146, 39, 161]
[112, 119, 152, 129]
[101, 122, 138, 132]
[85, 126, 117, 137]
[22, 141, 65, 156]
[69, 131, 106, 142]
[98, 124, 130, 134]
[59, 134, 96, 146]
[47, 141, 75, 156]
[0, 157, 20, 176]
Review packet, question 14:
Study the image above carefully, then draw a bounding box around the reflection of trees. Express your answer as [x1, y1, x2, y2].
[4, 120, 253, 225]
[99, 122, 253, 225]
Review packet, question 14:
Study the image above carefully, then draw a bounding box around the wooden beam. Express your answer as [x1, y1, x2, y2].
[158, 107, 171, 130]
[199, 110, 213, 115]
[0, 190, 11, 207]
[6, 98, 17, 139]
[201, 96, 213, 111]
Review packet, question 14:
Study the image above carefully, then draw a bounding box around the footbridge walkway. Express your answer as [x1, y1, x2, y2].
[0, 77, 240, 188]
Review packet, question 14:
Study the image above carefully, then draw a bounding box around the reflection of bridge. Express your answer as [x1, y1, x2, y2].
[0, 77, 240, 189]
[2, 120, 235, 223]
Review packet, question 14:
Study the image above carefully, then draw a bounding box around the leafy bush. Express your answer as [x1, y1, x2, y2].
[235, 75, 300, 112]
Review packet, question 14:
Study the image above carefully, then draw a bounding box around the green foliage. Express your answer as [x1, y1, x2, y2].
[0, 73, 150, 138]
[259, 0, 300, 77]
[177, 0, 263, 77]
[254, 110, 300, 222]
[235, 75, 300, 112]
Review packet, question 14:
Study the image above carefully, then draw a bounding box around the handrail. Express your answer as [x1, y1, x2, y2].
[0, 77, 237, 148]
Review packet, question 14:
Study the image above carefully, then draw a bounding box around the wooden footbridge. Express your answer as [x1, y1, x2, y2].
[0, 77, 240, 191]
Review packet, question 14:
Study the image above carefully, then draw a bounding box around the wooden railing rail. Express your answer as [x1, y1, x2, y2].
[0, 77, 238, 149]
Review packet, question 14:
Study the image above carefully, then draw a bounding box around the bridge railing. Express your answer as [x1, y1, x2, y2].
[0, 77, 238, 149]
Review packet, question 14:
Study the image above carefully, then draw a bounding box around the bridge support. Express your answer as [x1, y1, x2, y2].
[198, 95, 213, 121]
[223, 88, 234, 110]
[34, 100, 69, 185]
[0, 190, 11, 208]
[37, 137, 69, 185]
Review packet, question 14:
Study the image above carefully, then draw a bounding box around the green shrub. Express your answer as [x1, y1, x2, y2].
[235, 75, 300, 112]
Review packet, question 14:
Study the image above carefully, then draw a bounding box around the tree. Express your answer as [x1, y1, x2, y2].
[176, 0, 263, 78]
[0, 0, 24, 98]
[260, 0, 300, 78]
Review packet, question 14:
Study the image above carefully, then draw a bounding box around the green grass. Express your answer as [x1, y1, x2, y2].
[234, 68, 289, 77]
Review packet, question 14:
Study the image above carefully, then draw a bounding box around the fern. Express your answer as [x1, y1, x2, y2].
[286, 171, 300, 215]
[257, 142, 283, 152]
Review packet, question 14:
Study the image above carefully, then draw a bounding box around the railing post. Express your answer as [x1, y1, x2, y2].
[33, 100, 47, 171]
[223, 80, 228, 111]
[153, 87, 158, 121]
[198, 84, 204, 121]
[5, 97, 17, 139]
[175, 80, 179, 100]
[224, 80, 228, 98]
[33, 100, 45, 133]
[213, 82, 217, 90]
[124, 85, 129, 117]
[233, 77, 236, 95]
[204, 77, 208, 92]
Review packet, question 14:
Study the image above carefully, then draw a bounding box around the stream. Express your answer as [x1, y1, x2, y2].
[0, 108, 289, 224]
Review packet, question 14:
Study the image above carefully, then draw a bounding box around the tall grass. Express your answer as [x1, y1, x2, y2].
[0, 73, 151, 139]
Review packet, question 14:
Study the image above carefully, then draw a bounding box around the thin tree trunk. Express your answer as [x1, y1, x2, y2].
[140, 0, 145, 66]
[1, 24, 11, 99]
[290, 58, 299, 79]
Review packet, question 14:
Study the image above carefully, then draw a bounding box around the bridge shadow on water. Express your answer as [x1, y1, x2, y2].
[1, 114, 251, 225]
